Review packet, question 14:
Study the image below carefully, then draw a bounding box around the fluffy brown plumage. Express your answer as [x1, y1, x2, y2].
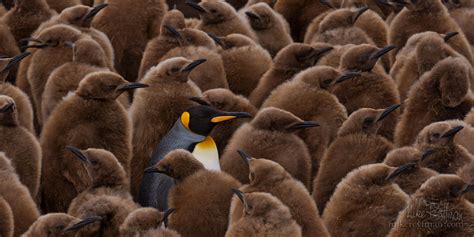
[229, 152, 329, 237]
[23, 213, 91, 237]
[221, 107, 314, 188]
[119, 208, 180, 237]
[130, 57, 202, 197]
[40, 72, 139, 213]
[0, 95, 41, 197]
[313, 106, 397, 213]
[323, 163, 410, 237]
[0, 19, 21, 83]
[45, 0, 81, 13]
[0, 196, 13, 237]
[395, 56, 473, 147]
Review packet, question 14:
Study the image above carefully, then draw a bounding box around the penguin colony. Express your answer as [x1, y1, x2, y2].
[1, 0, 474, 236]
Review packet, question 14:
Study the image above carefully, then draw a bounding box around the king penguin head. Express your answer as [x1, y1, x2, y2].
[181, 97, 252, 136]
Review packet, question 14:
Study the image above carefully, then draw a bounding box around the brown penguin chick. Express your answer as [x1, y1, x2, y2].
[42, 38, 109, 122]
[466, 108, 474, 126]
[457, 160, 474, 203]
[27, 24, 88, 127]
[313, 106, 397, 213]
[1, 0, 55, 46]
[221, 107, 315, 188]
[129, 57, 202, 197]
[332, 44, 400, 140]
[249, 43, 333, 107]
[187, 0, 257, 41]
[119, 208, 179, 237]
[0, 152, 39, 236]
[229, 152, 329, 237]
[22, 213, 98, 237]
[146, 149, 241, 237]
[395, 56, 473, 147]
[388, 175, 474, 237]
[323, 163, 410, 237]
[68, 195, 138, 237]
[303, 9, 334, 45]
[226, 190, 302, 237]
[262, 66, 349, 178]
[388, 0, 473, 65]
[161, 33, 228, 91]
[384, 147, 439, 194]
[0, 197, 13, 237]
[138, 9, 186, 80]
[444, 119, 474, 156]
[444, 0, 474, 47]
[243, 2, 293, 57]
[0, 53, 35, 133]
[202, 88, 257, 153]
[0, 95, 41, 197]
[274, 0, 333, 41]
[40, 72, 143, 213]
[0, 19, 21, 83]
[212, 33, 272, 96]
[392, 31, 464, 101]
[316, 43, 355, 68]
[45, 0, 81, 13]
[92, 0, 167, 82]
[67, 147, 132, 216]
[414, 121, 474, 174]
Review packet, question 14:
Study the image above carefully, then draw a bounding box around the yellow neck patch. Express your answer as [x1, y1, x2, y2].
[192, 136, 220, 171]
[181, 112, 190, 130]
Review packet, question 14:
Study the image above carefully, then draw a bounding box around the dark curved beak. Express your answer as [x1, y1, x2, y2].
[20, 43, 49, 51]
[144, 166, 169, 175]
[65, 216, 102, 232]
[164, 25, 182, 40]
[245, 11, 261, 20]
[65, 146, 88, 163]
[2, 52, 31, 73]
[210, 111, 252, 123]
[462, 183, 474, 194]
[231, 188, 246, 203]
[84, 3, 108, 20]
[444, 32, 459, 42]
[0, 103, 15, 113]
[376, 104, 400, 122]
[353, 6, 369, 24]
[376, 0, 393, 6]
[207, 32, 224, 47]
[420, 149, 436, 162]
[181, 58, 207, 72]
[161, 208, 175, 228]
[186, 0, 207, 13]
[370, 45, 396, 60]
[287, 121, 320, 130]
[386, 162, 417, 181]
[237, 150, 253, 167]
[335, 71, 361, 84]
[118, 82, 149, 91]
[314, 47, 334, 58]
[320, 0, 334, 8]
[441, 126, 464, 139]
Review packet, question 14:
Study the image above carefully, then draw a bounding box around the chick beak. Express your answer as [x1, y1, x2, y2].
[245, 11, 261, 20]
[352, 6, 369, 24]
[314, 47, 334, 59]
[420, 149, 436, 162]
[64, 216, 102, 232]
[2, 52, 31, 73]
[462, 183, 474, 194]
[370, 45, 396, 60]
[118, 82, 149, 92]
[231, 188, 250, 212]
[376, 0, 393, 7]
[386, 162, 417, 181]
[84, 3, 108, 21]
[334, 71, 361, 84]
[161, 208, 175, 228]
[65, 146, 89, 163]
[319, 0, 334, 8]
[210, 111, 252, 123]
[441, 126, 464, 139]
[181, 58, 207, 72]
[287, 121, 320, 131]
[186, 0, 207, 13]
[164, 25, 182, 40]
[376, 104, 401, 122]
[0, 103, 15, 113]
[144, 166, 169, 175]
[237, 150, 253, 167]
[444, 32, 459, 42]
[207, 32, 224, 47]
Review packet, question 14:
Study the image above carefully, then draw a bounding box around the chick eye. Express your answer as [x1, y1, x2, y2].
[323, 79, 332, 85]
[249, 171, 256, 182]
[90, 160, 98, 165]
[362, 118, 374, 129]
[55, 224, 65, 230]
[433, 133, 441, 139]
[170, 67, 180, 73]
[210, 9, 217, 13]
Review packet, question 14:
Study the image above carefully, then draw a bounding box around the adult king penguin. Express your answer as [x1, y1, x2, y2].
[138, 98, 251, 211]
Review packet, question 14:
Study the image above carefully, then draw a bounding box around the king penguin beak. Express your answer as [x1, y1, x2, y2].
[186, 0, 207, 13]
[441, 126, 464, 139]
[334, 71, 362, 84]
[245, 11, 261, 20]
[181, 59, 207, 72]
[462, 183, 474, 194]
[386, 162, 417, 181]
[207, 32, 224, 47]
[118, 82, 149, 91]
[420, 149, 436, 162]
[2, 52, 31, 73]
[210, 112, 252, 123]
[376, 104, 401, 122]
[161, 208, 175, 228]
[352, 6, 369, 24]
[444, 32, 459, 42]
[164, 25, 182, 40]
[84, 3, 108, 20]
[287, 121, 320, 130]
[0, 103, 15, 113]
[65, 216, 102, 232]
[237, 150, 253, 167]
[65, 146, 89, 163]
[370, 45, 396, 60]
